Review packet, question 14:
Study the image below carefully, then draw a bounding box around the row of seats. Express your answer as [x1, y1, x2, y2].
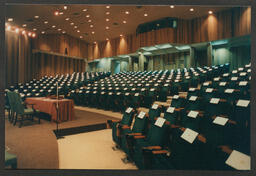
[110, 63, 250, 170]
[69, 64, 230, 111]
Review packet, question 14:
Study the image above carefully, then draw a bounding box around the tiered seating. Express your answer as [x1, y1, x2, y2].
[111, 63, 250, 170]
[71, 64, 229, 112]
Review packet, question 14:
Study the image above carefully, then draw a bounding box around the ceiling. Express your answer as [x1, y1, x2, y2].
[6, 5, 232, 43]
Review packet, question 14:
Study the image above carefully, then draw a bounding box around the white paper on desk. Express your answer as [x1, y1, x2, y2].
[152, 104, 158, 109]
[154, 84, 159, 86]
[213, 116, 229, 126]
[108, 87, 112, 90]
[247, 69, 251, 73]
[189, 96, 197, 101]
[232, 70, 238, 74]
[141, 88, 145, 91]
[150, 88, 155, 91]
[175, 80, 179, 82]
[125, 93, 130, 96]
[236, 100, 250, 107]
[214, 77, 220, 81]
[189, 88, 196, 91]
[187, 111, 199, 118]
[206, 88, 213, 93]
[124, 88, 128, 90]
[173, 95, 179, 99]
[116, 88, 119, 90]
[101, 88, 105, 90]
[231, 77, 238, 81]
[181, 128, 199, 144]
[219, 82, 227, 86]
[146, 84, 150, 86]
[225, 150, 250, 170]
[93, 87, 97, 90]
[132, 88, 136, 91]
[154, 117, 166, 128]
[225, 89, 234, 94]
[203, 82, 210, 86]
[138, 111, 146, 119]
[167, 107, 175, 113]
[125, 107, 133, 114]
[101, 92, 105, 95]
[164, 84, 169, 87]
[239, 81, 248, 86]
[223, 73, 229, 77]
[115, 84, 118, 86]
[238, 67, 244, 71]
[86, 91, 90, 93]
[210, 98, 220, 104]
[108, 92, 113, 95]
[117, 92, 121, 95]
[93, 91, 97, 94]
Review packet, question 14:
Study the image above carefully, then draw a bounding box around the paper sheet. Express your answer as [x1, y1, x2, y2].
[213, 116, 229, 126]
[219, 82, 227, 86]
[189, 96, 197, 101]
[152, 104, 158, 109]
[225, 150, 250, 170]
[135, 93, 139, 96]
[173, 95, 179, 99]
[236, 100, 250, 107]
[210, 98, 220, 104]
[189, 88, 196, 91]
[125, 107, 133, 113]
[167, 107, 175, 113]
[206, 88, 213, 93]
[181, 128, 199, 144]
[187, 111, 199, 118]
[203, 82, 210, 86]
[138, 111, 146, 119]
[225, 89, 234, 93]
[231, 77, 238, 81]
[239, 81, 248, 86]
[154, 117, 166, 127]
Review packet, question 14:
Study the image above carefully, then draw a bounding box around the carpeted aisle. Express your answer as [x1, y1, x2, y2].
[5, 109, 119, 169]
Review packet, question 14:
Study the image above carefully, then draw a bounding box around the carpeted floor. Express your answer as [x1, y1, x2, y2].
[5, 108, 119, 169]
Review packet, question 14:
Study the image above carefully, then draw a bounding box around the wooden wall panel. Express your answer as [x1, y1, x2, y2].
[89, 7, 251, 60]
[33, 34, 88, 59]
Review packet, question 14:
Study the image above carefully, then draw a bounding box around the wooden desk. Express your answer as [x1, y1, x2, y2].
[26, 97, 75, 122]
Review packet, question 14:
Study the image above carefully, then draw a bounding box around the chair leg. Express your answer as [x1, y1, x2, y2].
[19, 115, 24, 128]
[8, 109, 11, 122]
[13, 114, 18, 126]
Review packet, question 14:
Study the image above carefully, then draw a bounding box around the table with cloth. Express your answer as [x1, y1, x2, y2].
[25, 97, 75, 122]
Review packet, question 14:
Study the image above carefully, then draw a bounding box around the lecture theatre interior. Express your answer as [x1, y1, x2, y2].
[4, 4, 251, 170]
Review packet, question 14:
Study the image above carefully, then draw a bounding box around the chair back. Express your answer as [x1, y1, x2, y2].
[12, 92, 25, 115]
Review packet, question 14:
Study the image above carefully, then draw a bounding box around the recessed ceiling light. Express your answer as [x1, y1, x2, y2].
[83, 9, 87, 12]
[92, 31, 95, 34]
[208, 10, 213, 14]
[58, 28, 61, 31]
[170, 5, 174, 8]
[123, 20, 127, 24]
[8, 18, 13, 22]
[88, 19, 92, 22]
[144, 13, 148, 17]
[125, 11, 130, 14]
[15, 28, 19, 33]
[65, 18, 70, 21]
[59, 12, 64, 15]
[190, 8, 194, 12]
[22, 30, 26, 35]
[28, 32, 32, 36]
[44, 21, 48, 24]
[22, 24, 27, 27]
[70, 22, 74, 25]
[86, 15, 90, 18]
[64, 6, 67, 10]
[54, 11, 59, 16]
[34, 16, 39, 19]
[33, 28, 37, 31]
[77, 30, 80, 33]
[106, 12, 110, 15]
[106, 38, 109, 40]
[62, 31, 66, 34]
[94, 41, 97, 44]
[106, 26, 109, 29]
[106, 18, 109, 22]
[52, 25, 56, 28]
[106, 6, 110, 8]
[74, 26, 78, 28]
[41, 31, 45, 34]
[80, 36, 83, 38]
[90, 25, 93, 28]
[120, 34, 123, 37]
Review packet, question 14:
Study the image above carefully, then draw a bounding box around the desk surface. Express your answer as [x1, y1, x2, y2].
[26, 97, 75, 122]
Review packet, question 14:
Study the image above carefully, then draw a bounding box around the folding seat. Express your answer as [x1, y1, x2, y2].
[128, 117, 171, 169]
[190, 75, 199, 88]
[141, 127, 207, 170]
[180, 78, 190, 92]
[170, 95, 186, 109]
[158, 83, 170, 102]
[144, 88, 157, 108]
[164, 106, 183, 125]
[111, 107, 135, 146]
[170, 80, 180, 95]
[217, 81, 229, 94]
[211, 77, 221, 89]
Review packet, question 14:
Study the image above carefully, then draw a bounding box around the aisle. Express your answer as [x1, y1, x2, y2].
[58, 129, 137, 169]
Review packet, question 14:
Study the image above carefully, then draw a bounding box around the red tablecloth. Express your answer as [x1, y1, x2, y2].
[26, 97, 75, 122]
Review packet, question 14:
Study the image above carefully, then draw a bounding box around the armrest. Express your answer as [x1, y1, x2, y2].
[142, 146, 162, 150]
[126, 133, 142, 136]
[220, 99, 227, 102]
[218, 145, 232, 154]
[170, 124, 180, 128]
[175, 108, 184, 112]
[121, 125, 130, 129]
[197, 135, 206, 143]
[134, 135, 146, 139]
[228, 119, 237, 125]
[152, 150, 169, 155]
